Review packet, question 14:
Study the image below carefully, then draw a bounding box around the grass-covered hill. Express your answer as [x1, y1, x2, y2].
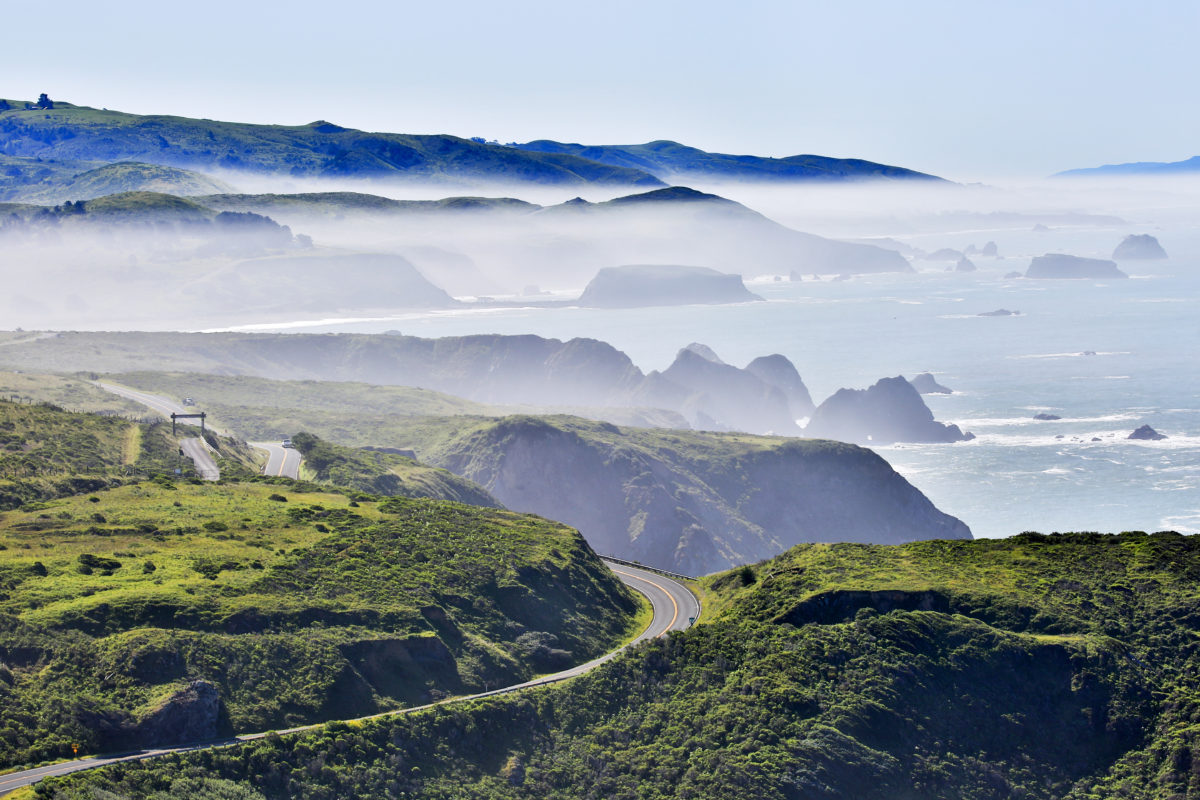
[513, 138, 945, 183]
[0, 397, 257, 510]
[41, 531, 1200, 800]
[0, 481, 640, 770]
[0, 100, 664, 187]
[7, 161, 235, 204]
[0, 371, 505, 509]
[289, 431, 500, 507]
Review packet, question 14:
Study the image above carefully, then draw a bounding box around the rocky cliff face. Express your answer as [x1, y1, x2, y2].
[645, 348, 801, 434]
[805, 376, 972, 445]
[744, 354, 815, 417]
[132, 680, 223, 747]
[426, 415, 971, 575]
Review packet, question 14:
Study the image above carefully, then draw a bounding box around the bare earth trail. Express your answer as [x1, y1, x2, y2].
[0, 562, 698, 796]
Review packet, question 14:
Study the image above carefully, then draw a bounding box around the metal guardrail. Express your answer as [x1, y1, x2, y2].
[599, 555, 697, 582]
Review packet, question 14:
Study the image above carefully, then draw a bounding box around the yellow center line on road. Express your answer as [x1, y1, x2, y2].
[610, 567, 679, 635]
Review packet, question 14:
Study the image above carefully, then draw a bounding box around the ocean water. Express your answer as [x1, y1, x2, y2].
[216, 202, 1200, 540]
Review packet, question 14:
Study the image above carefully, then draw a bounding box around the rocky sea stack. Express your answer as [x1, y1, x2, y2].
[1026, 253, 1129, 279]
[1129, 424, 1167, 440]
[805, 376, 973, 445]
[577, 264, 763, 308]
[1112, 234, 1167, 260]
[910, 373, 952, 394]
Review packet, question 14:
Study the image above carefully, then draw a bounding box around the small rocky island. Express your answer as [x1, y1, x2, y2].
[1112, 234, 1167, 260]
[909, 373, 952, 394]
[805, 376, 973, 445]
[577, 264, 764, 308]
[1129, 424, 1167, 440]
[1025, 253, 1129, 279]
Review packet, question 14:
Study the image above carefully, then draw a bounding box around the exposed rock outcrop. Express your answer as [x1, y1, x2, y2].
[805, 376, 973, 445]
[1033, 413, 1062, 421]
[1112, 234, 1167, 260]
[979, 308, 1020, 316]
[133, 679, 223, 747]
[1129, 425, 1167, 440]
[955, 256, 977, 273]
[909, 373, 952, 394]
[577, 264, 763, 308]
[744, 354, 815, 418]
[1025, 254, 1128, 279]
[643, 347, 800, 434]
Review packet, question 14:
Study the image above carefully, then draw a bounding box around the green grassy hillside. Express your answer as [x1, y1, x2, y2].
[41, 531, 1200, 800]
[290, 431, 500, 507]
[0, 101, 663, 187]
[0, 398, 257, 509]
[7, 161, 235, 204]
[0, 480, 640, 769]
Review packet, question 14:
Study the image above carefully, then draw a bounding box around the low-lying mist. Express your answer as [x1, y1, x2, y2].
[2, 171, 1198, 332]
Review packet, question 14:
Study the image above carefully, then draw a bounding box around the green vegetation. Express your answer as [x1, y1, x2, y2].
[38, 531, 1200, 800]
[0, 399, 186, 509]
[0, 396, 263, 509]
[290, 432, 499, 507]
[0, 372, 147, 417]
[0, 481, 640, 769]
[0, 101, 663, 187]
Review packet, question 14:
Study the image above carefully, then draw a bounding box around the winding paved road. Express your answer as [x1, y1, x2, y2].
[94, 382, 222, 481]
[0, 561, 698, 796]
[248, 441, 301, 479]
[92, 381, 298, 480]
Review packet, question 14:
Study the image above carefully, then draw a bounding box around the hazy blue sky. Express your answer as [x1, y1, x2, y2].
[5, 0, 1196, 179]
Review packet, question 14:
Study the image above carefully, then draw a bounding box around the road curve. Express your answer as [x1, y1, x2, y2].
[0, 560, 698, 796]
[95, 381, 188, 419]
[249, 442, 301, 479]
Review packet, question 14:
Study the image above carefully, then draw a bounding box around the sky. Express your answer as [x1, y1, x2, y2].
[4, 0, 1197, 180]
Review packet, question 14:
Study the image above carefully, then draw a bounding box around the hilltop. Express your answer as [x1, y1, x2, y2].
[1057, 155, 1200, 177]
[41, 530, 1200, 800]
[1, 160, 234, 204]
[512, 138, 945, 183]
[0, 99, 663, 189]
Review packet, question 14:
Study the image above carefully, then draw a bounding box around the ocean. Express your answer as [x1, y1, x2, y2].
[214, 185, 1200, 540]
